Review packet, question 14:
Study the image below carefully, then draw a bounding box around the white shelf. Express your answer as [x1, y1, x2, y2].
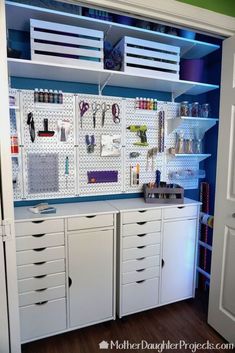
[34, 103, 64, 110]
[6, 1, 220, 59]
[167, 116, 218, 134]
[169, 153, 211, 162]
[8, 59, 219, 98]
[9, 105, 19, 110]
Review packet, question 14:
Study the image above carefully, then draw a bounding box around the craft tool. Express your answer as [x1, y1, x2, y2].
[85, 134, 95, 153]
[112, 103, 120, 124]
[146, 147, 158, 171]
[92, 102, 101, 128]
[130, 152, 140, 158]
[130, 163, 140, 186]
[65, 156, 69, 189]
[79, 100, 89, 128]
[127, 125, 148, 146]
[87, 170, 118, 183]
[27, 112, 35, 142]
[57, 120, 71, 142]
[158, 111, 165, 152]
[155, 170, 161, 187]
[101, 102, 110, 127]
[38, 118, 55, 137]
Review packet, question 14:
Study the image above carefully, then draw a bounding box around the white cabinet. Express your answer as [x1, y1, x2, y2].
[161, 219, 197, 305]
[68, 229, 114, 327]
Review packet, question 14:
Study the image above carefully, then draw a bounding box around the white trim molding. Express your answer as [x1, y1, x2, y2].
[68, 0, 235, 37]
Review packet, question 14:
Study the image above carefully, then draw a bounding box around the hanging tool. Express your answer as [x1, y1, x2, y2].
[65, 156, 69, 189]
[112, 103, 120, 124]
[146, 147, 158, 171]
[101, 102, 110, 127]
[85, 135, 95, 153]
[27, 112, 35, 142]
[38, 118, 55, 137]
[79, 100, 89, 128]
[127, 125, 148, 146]
[57, 120, 71, 142]
[92, 102, 101, 128]
[158, 111, 165, 152]
[155, 169, 161, 187]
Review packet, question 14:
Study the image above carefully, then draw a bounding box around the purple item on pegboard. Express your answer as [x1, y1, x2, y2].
[87, 171, 118, 183]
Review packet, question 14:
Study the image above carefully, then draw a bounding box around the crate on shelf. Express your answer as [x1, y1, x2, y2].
[114, 36, 180, 79]
[30, 19, 104, 69]
[143, 183, 184, 204]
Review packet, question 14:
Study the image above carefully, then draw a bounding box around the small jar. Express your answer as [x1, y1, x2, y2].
[192, 102, 199, 117]
[194, 139, 202, 154]
[44, 89, 49, 103]
[176, 138, 185, 154]
[34, 89, 39, 103]
[49, 89, 54, 103]
[185, 139, 194, 154]
[201, 103, 210, 118]
[180, 101, 189, 116]
[39, 89, 44, 103]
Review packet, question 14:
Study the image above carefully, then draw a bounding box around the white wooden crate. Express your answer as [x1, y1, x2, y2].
[115, 36, 180, 80]
[30, 19, 104, 70]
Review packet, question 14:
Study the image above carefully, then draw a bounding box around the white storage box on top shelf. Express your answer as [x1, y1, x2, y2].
[30, 19, 104, 69]
[114, 36, 180, 80]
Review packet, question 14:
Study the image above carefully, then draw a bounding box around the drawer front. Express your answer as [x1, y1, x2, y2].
[123, 244, 160, 261]
[67, 214, 113, 231]
[19, 285, 65, 307]
[163, 205, 198, 220]
[17, 259, 65, 280]
[122, 256, 160, 273]
[15, 219, 64, 237]
[122, 266, 160, 285]
[16, 233, 64, 251]
[20, 298, 66, 342]
[123, 209, 162, 224]
[123, 221, 161, 237]
[122, 232, 160, 249]
[122, 278, 159, 315]
[16, 246, 65, 266]
[18, 272, 65, 293]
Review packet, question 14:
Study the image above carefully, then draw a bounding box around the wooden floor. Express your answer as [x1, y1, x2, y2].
[22, 292, 233, 353]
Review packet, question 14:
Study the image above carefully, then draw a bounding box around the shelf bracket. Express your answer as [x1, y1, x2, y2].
[104, 24, 113, 40]
[98, 73, 113, 95]
[172, 84, 195, 100]
[181, 42, 197, 59]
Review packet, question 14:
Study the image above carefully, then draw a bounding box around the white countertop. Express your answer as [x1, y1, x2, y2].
[14, 200, 118, 222]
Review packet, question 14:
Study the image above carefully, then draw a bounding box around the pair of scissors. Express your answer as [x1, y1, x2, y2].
[92, 102, 101, 129]
[79, 100, 89, 128]
[112, 103, 120, 124]
[101, 102, 110, 127]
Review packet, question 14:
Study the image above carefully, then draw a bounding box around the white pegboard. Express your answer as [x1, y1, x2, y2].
[76, 94, 124, 196]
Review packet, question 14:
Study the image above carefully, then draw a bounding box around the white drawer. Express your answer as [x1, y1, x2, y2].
[163, 205, 198, 220]
[15, 219, 64, 237]
[122, 232, 160, 249]
[67, 214, 113, 231]
[123, 221, 161, 237]
[122, 256, 160, 273]
[123, 209, 161, 224]
[122, 278, 159, 315]
[123, 244, 160, 261]
[16, 232, 64, 251]
[18, 272, 65, 293]
[16, 246, 65, 266]
[19, 285, 65, 307]
[17, 259, 65, 280]
[122, 266, 160, 284]
[20, 298, 66, 342]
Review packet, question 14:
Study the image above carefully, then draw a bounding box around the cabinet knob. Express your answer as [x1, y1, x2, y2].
[136, 268, 145, 272]
[32, 220, 45, 224]
[138, 210, 147, 213]
[137, 222, 146, 225]
[33, 247, 46, 252]
[161, 259, 165, 268]
[86, 215, 96, 219]
[69, 277, 72, 288]
[177, 206, 185, 209]
[137, 245, 146, 249]
[136, 280, 145, 284]
[35, 301, 48, 306]
[34, 261, 46, 266]
[32, 233, 45, 238]
[137, 234, 146, 237]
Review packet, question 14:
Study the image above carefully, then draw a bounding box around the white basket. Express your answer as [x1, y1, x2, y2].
[30, 19, 104, 70]
[115, 36, 180, 80]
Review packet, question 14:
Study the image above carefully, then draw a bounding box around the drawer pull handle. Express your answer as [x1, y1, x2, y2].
[34, 261, 46, 266]
[177, 206, 185, 209]
[32, 233, 45, 238]
[137, 245, 146, 249]
[137, 234, 146, 237]
[162, 259, 165, 268]
[32, 220, 45, 224]
[35, 288, 47, 292]
[136, 280, 145, 284]
[86, 215, 96, 219]
[138, 210, 147, 213]
[136, 257, 145, 261]
[137, 222, 146, 225]
[33, 247, 46, 252]
[34, 274, 47, 279]
[136, 268, 145, 272]
[69, 277, 72, 288]
[35, 301, 48, 306]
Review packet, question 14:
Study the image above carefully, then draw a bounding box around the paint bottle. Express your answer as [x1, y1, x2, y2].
[53, 90, 58, 104]
[44, 89, 49, 103]
[136, 97, 139, 109]
[49, 89, 54, 104]
[143, 98, 147, 110]
[34, 88, 39, 103]
[39, 89, 44, 103]
[58, 90, 63, 104]
[154, 99, 158, 110]
[140, 97, 144, 109]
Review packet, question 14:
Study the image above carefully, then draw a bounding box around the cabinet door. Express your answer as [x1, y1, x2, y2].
[161, 219, 197, 305]
[68, 229, 114, 328]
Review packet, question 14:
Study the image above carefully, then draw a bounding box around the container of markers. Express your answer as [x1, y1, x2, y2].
[143, 183, 184, 204]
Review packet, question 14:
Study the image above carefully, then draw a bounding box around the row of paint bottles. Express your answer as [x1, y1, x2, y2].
[34, 89, 63, 104]
[136, 97, 158, 110]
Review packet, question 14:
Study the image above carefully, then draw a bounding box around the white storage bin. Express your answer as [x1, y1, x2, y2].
[30, 19, 104, 70]
[114, 36, 180, 79]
